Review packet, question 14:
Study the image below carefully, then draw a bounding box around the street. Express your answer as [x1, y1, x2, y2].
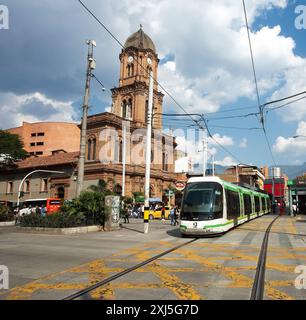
[0, 215, 305, 300]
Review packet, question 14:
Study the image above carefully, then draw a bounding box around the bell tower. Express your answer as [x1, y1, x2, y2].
[111, 26, 163, 129]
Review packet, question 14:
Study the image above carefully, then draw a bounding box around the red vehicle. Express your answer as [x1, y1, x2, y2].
[23, 198, 61, 215]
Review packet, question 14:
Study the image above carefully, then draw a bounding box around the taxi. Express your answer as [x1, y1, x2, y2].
[149, 206, 171, 220]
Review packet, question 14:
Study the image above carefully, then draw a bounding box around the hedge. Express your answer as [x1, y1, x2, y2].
[0, 204, 14, 222]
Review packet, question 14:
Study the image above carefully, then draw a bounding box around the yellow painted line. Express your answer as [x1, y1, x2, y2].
[145, 261, 203, 300]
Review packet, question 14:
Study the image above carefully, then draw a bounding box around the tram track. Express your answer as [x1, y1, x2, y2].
[63, 215, 280, 301]
[250, 215, 279, 300]
[62, 238, 198, 300]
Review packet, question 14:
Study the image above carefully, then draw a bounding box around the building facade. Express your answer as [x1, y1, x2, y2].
[8, 121, 80, 157]
[0, 151, 79, 204]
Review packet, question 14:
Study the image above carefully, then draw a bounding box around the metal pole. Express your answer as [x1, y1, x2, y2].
[144, 69, 154, 234]
[122, 123, 127, 197]
[76, 40, 96, 197]
[212, 155, 215, 176]
[202, 129, 207, 177]
[17, 170, 64, 209]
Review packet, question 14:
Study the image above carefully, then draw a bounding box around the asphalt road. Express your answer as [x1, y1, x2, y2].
[0, 215, 305, 300]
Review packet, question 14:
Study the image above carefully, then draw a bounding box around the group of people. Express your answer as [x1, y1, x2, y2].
[121, 203, 180, 226]
[17, 204, 47, 217]
[161, 205, 179, 226]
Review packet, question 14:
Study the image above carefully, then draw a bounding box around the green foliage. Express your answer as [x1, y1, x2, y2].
[61, 190, 108, 225]
[0, 204, 14, 222]
[0, 130, 28, 168]
[19, 212, 86, 228]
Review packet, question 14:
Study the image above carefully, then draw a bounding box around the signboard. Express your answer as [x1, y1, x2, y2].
[287, 180, 294, 186]
[105, 195, 120, 230]
[174, 181, 186, 191]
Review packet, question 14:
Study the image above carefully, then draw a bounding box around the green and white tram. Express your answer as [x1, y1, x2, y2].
[180, 176, 271, 236]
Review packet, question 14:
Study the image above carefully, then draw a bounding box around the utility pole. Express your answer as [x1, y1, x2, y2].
[144, 69, 154, 234]
[212, 154, 215, 176]
[202, 129, 208, 177]
[76, 40, 96, 197]
[122, 123, 127, 197]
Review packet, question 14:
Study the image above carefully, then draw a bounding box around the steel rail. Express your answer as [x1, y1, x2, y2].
[62, 238, 198, 300]
[250, 215, 279, 300]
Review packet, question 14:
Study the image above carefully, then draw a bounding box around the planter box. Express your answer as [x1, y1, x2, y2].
[0, 221, 15, 227]
[16, 225, 104, 235]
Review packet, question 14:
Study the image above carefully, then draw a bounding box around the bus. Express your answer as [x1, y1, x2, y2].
[22, 198, 62, 215]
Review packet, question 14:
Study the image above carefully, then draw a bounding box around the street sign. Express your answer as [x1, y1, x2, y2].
[174, 181, 186, 191]
[287, 180, 294, 186]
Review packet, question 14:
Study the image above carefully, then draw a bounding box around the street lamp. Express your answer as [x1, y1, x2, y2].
[17, 170, 64, 209]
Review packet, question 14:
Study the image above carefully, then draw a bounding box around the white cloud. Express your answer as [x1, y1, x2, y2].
[214, 156, 237, 166]
[273, 121, 306, 156]
[0, 92, 77, 129]
[209, 133, 234, 146]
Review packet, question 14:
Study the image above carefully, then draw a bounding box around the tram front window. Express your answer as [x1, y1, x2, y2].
[181, 182, 223, 221]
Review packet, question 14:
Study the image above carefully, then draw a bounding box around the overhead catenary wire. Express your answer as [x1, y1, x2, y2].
[242, 0, 276, 166]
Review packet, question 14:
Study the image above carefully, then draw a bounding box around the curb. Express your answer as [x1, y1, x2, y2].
[16, 225, 104, 235]
[0, 221, 15, 227]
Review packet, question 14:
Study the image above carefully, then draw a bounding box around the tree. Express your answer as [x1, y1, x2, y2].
[0, 130, 28, 168]
[88, 179, 107, 193]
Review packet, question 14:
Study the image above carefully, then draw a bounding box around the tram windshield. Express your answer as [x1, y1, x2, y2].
[181, 182, 223, 221]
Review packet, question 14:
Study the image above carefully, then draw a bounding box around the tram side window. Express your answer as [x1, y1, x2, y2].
[262, 198, 267, 211]
[243, 194, 252, 215]
[254, 196, 260, 212]
[225, 189, 240, 219]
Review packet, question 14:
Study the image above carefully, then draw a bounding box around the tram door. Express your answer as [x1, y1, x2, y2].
[225, 189, 240, 226]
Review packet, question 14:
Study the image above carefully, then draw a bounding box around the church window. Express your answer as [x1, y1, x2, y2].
[87, 139, 92, 161]
[87, 137, 96, 161]
[162, 145, 168, 171]
[122, 99, 132, 120]
[127, 63, 134, 77]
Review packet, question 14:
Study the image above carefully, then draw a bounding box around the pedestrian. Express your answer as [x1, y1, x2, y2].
[169, 207, 175, 225]
[161, 205, 166, 221]
[35, 205, 41, 215]
[292, 201, 297, 217]
[174, 205, 179, 226]
[124, 205, 130, 224]
[41, 204, 47, 217]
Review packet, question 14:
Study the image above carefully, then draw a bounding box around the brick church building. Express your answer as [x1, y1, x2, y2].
[83, 26, 179, 199]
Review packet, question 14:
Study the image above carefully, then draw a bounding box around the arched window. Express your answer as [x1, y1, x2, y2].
[87, 137, 96, 161]
[127, 64, 134, 77]
[119, 140, 123, 163]
[122, 99, 132, 119]
[162, 145, 168, 171]
[92, 138, 96, 160]
[122, 100, 127, 118]
[128, 98, 132, 119]
[87, 139, 92, 161]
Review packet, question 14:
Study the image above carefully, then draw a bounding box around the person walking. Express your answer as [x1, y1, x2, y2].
[174, 205, 179, 226]
[292, 201, 297, 217]
[161, 205, 166, 221]
[124, 205, 130, 224]
[169, 207, 175, 226]
[41, 204, 47, 217]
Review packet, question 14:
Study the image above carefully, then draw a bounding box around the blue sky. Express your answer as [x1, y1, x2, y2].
[0, 0, 306, 168]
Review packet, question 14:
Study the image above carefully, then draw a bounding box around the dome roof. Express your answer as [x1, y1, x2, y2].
[124, 26, 156, 53]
